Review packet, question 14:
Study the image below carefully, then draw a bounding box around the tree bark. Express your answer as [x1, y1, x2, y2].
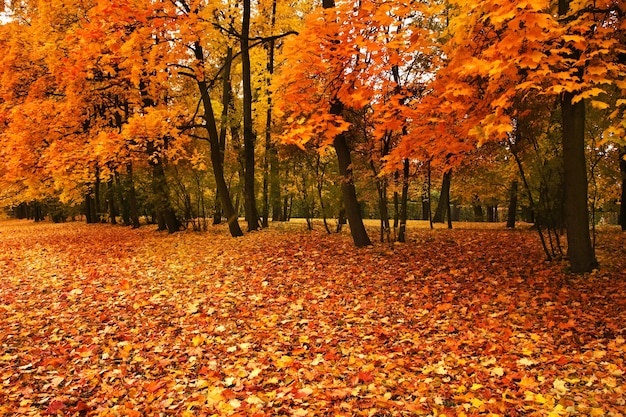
[506, 179, 518, 228]
[323, 0, 371, 247]
[433, 170, 451, 223]
[558, 0, 597, 272]
[126, 163, 140, 228]
[148, 142, 181, 233]
[561, 91, 597, 271]
[194, 42, 243, 237]
[619, 146, 626, 232]
[262, 0, 278, 228]
[107, 177, 117, 225]
[331, 103, 371, 247]
[397, 159, 409, 243]
[242, 0, 259, 231]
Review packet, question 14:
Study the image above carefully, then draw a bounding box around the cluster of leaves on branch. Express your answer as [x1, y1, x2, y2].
[0, 221, 625, 415]
[275, 0, 625, 167]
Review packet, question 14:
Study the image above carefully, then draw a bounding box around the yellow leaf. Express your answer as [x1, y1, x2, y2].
[552, 378, 568, 395]
[590, 100, 610, 110]
[590, 408, 605, 416]
[470, 397, 485, 408]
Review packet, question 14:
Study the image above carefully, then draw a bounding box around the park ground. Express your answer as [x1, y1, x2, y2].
[0, 219, 625, 416]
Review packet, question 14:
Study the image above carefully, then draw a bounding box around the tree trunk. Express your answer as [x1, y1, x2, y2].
[242, 0, 259, 231]
[195, 42, 243, 237]
[126, 162, 140, 228]
[85, 191, 97, 224]
[558, 0, 597, 272]
[262, 0, 278, 228]
[107, 178, 117, 225]
[214, 47, 234, 227]
[433, 170, 451, 223]
[487, 205, 496, 222]
[561, 91, 597, 271]
[506, 179, 518, 228]
[116, 171, 131, 226]
[331, 107, 371, 247]
[148, 143, 181, 234]
[323, 0, 370, 247]
[397, 159, 409, 242]
[472, 195, 484, 222]
[620, 147, 626, 231]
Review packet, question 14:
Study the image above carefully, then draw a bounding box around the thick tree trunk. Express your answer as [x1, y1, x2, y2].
[324, 0, 370, 247]
[85, 191, 97, 224]
[558, 0, 597, 272]
[331, 106, 371, 247]
[472, 195, 484, 222]
[242, 0, 259, 231]
[148, 144, 181, 234]
[433, 170, 451, 223]
[561, 92, 597, 271]
[195, 43, 243, 237]
[506, 179, 518, 228]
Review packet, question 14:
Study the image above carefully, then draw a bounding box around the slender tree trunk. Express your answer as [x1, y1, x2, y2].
[194, 43, 243, 237]
[107, 178, 117, 225]
[116, 172, 131, 226]
[85, 191, 97, 224]
[94, 166, 102, 222]
[619, 146, 626, 231]
[433, 170, 451, 223]
[506, 179, 518, 228]
[125, 162, 140, 228]
[398, 159, 410, 242]
[262, 0, 278, 228]
[242, 0, 259, 231]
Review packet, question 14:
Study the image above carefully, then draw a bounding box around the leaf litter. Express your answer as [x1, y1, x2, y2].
[0, 220, 624, 416]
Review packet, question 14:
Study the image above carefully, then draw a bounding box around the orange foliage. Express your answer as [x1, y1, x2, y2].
[0, 220, 625, 415]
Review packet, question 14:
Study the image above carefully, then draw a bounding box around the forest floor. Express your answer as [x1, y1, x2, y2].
[0, 219, 624, 416]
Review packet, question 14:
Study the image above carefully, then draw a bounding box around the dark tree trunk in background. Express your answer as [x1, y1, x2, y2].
[433, 170, 451, 223]
[85, 192, 97, 224]
[148, 143, 181, 234]
[507, 179, 518, 228]
[107, 178, 117, 225]
[126, 162, 140, 228]
[472, 195, 484, 222]
[398, 159, 410, 243]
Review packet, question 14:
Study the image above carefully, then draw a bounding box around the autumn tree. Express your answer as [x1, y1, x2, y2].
[416, 0, 625, 272]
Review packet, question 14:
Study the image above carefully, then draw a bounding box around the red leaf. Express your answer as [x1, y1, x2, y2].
[46, 400, 65, 415]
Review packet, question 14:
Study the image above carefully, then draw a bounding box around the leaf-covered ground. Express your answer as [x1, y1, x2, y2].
[0, 220, 624, 416]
